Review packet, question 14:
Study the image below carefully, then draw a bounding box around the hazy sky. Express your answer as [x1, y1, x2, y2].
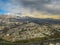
[0, 0, 60, 15]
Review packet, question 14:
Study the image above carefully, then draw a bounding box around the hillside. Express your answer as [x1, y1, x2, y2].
[0, 15, 60, 43]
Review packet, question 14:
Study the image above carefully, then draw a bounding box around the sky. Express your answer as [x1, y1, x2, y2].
[0, 0, 60, 19]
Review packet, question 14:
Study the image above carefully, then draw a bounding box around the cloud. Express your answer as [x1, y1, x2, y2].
[0, 0, 60, 15]
[21, 0, 60, 15]
[0, 0, 25, 14]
